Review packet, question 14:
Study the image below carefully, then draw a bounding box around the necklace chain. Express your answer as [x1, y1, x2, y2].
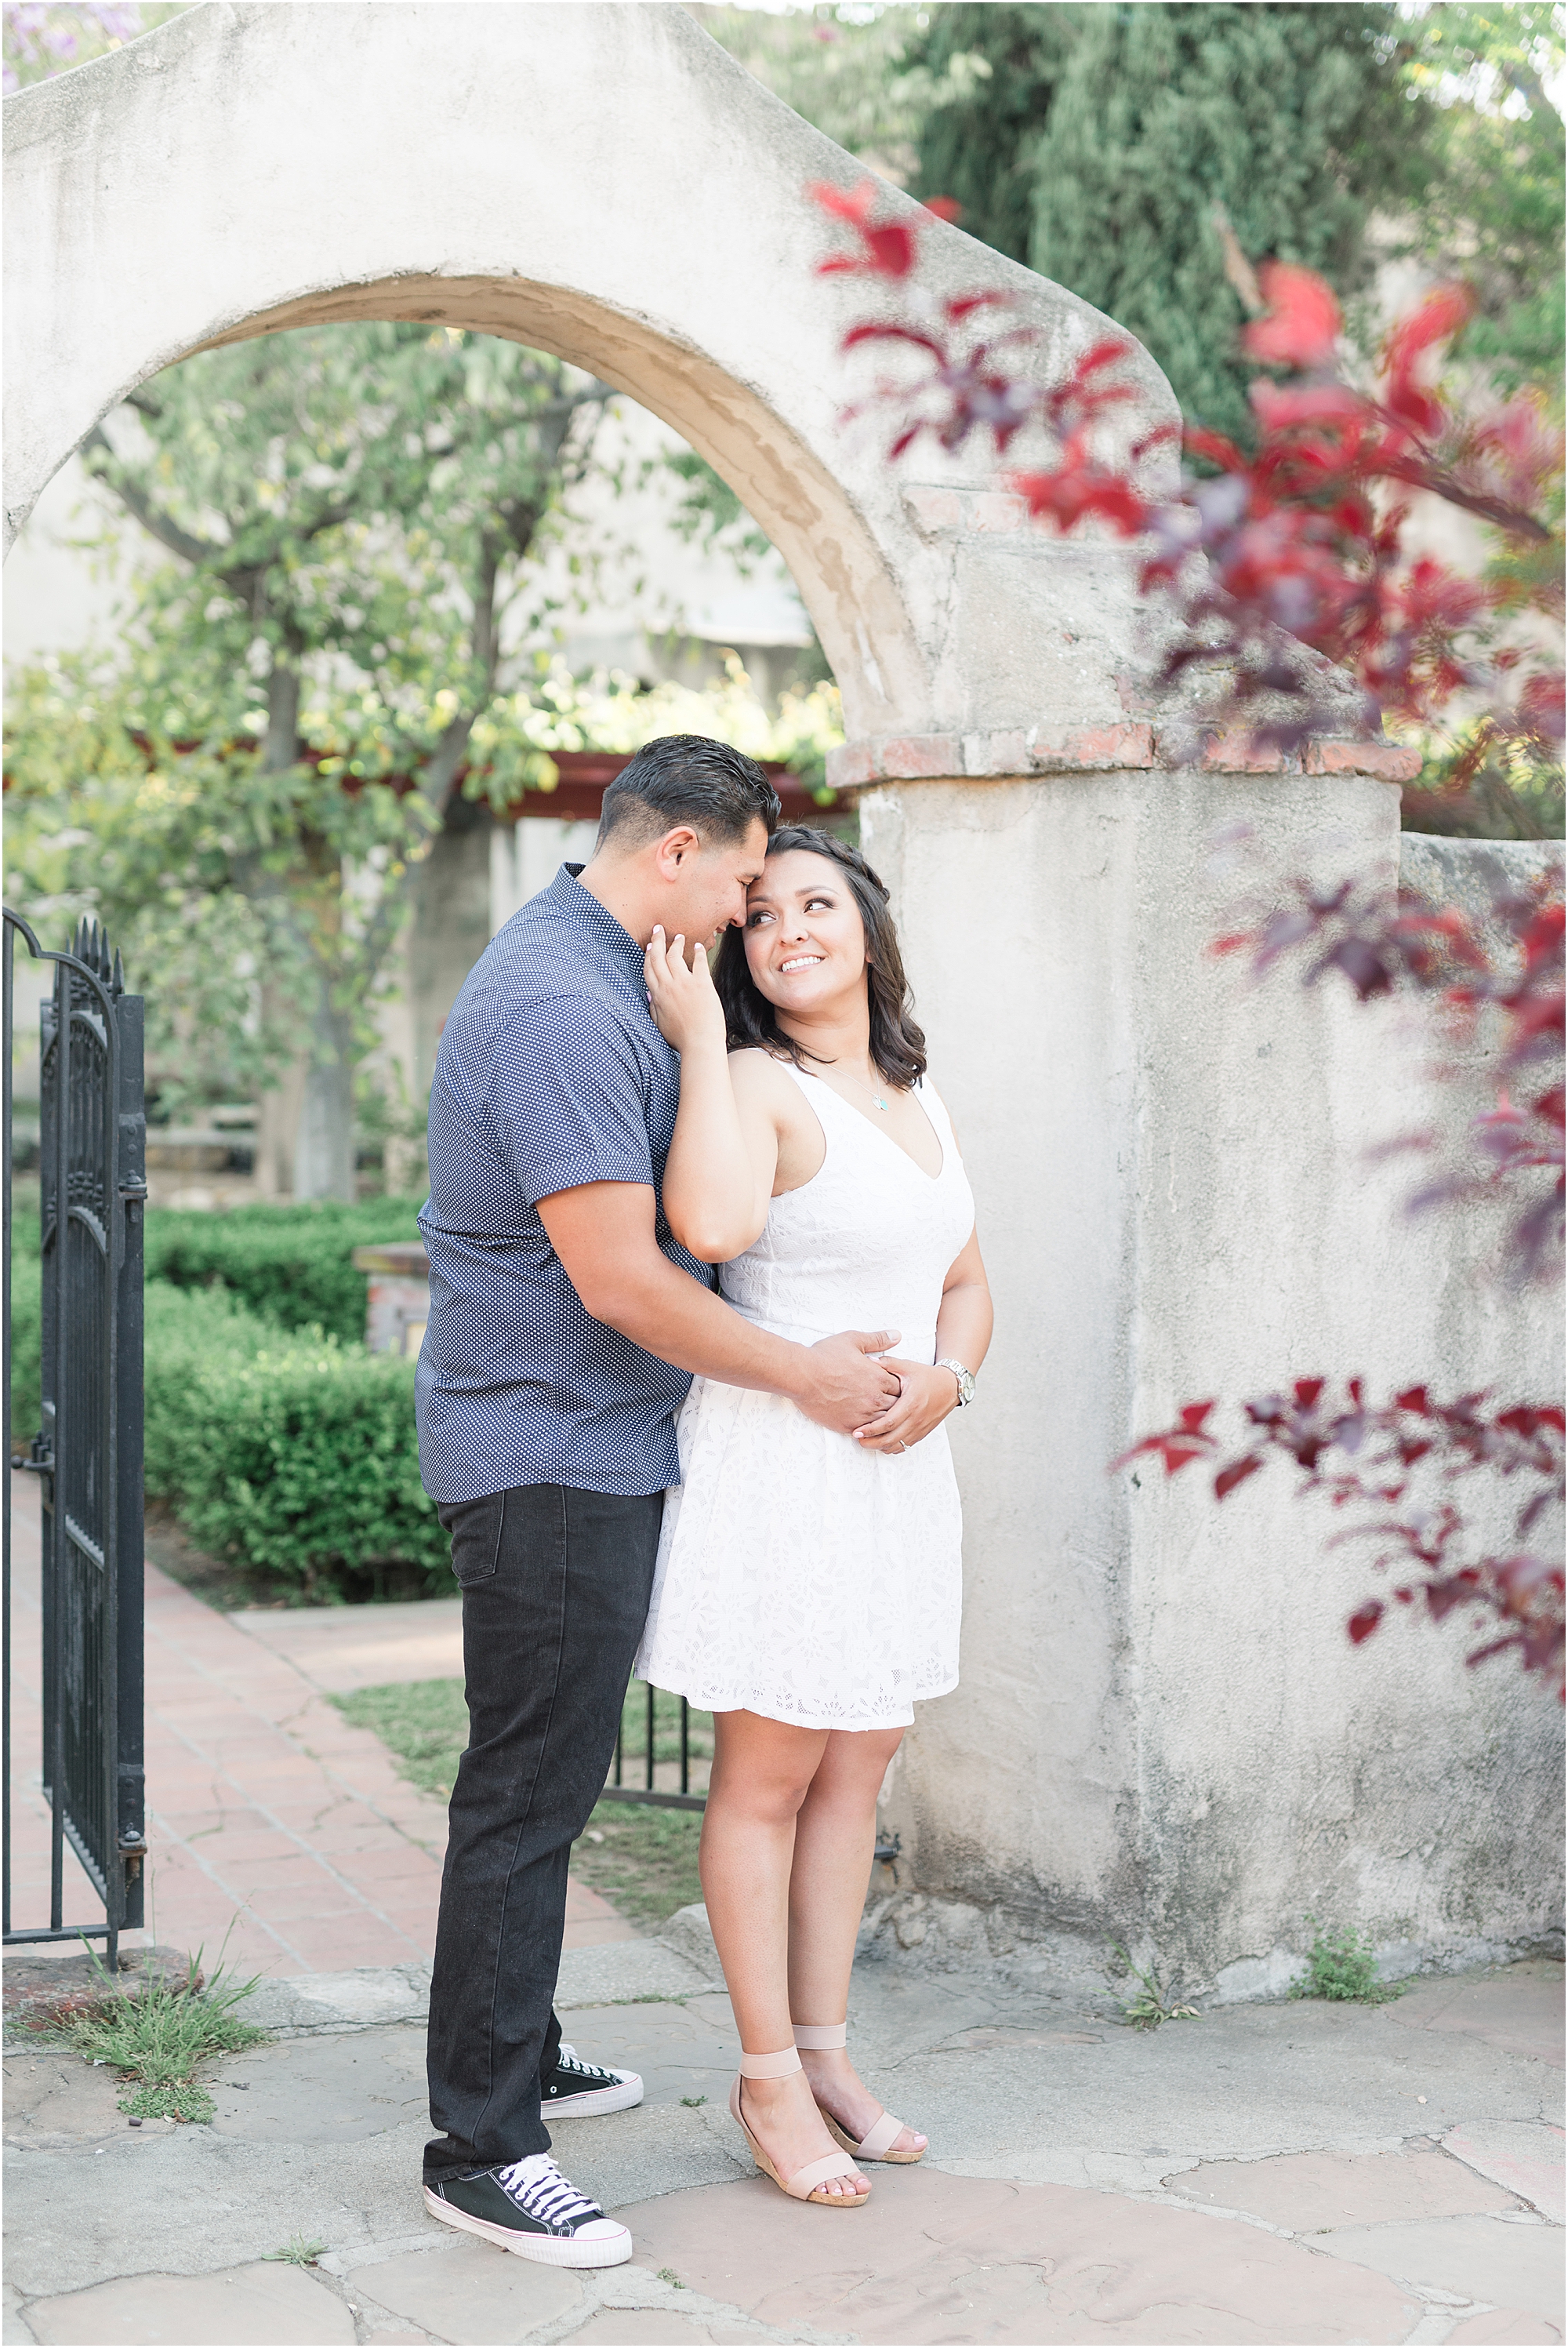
[839, 1065, 890, 1111]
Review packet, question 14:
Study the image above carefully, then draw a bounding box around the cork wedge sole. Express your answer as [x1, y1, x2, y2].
[728, 2076, 870, 2207]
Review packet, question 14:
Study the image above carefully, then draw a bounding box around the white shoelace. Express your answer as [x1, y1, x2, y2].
[494, 2154, 602, 2230]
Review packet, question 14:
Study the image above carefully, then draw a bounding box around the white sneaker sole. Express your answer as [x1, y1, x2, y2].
[423, 2186, 633, 2268]
[545, 2073, 644, 2118]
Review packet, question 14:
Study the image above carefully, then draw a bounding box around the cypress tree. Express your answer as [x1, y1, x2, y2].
[913, 4, 1421, 440]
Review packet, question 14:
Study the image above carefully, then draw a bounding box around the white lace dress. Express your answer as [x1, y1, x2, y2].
[636, 1067, 975, 1731]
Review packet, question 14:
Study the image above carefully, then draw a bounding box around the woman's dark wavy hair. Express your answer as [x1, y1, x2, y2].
[713, 827, 927, 1090]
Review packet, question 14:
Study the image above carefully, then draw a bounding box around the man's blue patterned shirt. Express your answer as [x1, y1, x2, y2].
[416, 863, 712, 1503]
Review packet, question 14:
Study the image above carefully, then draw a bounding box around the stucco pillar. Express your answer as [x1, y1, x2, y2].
[862, 762, 1563, 1990]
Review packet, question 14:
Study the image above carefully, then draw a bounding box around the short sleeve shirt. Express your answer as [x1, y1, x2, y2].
[415, 863, 713, 1503]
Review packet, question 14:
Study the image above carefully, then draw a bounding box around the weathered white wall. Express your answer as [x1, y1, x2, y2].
[867, 775, 1562, 1986]
[6, 0, 1559, 1989]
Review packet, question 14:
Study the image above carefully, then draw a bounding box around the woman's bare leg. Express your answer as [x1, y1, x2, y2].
[699, 1710, 868, 2199]
[789, 1726, 927, 2158]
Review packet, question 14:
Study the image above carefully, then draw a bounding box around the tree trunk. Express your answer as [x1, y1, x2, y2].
[408, 794, 495, 1110]
[292, 982, 357, 1201]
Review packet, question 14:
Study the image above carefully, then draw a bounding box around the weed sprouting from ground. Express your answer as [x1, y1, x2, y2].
[1109, 1945, 1199, 2030]
[264, 2237, 328, 2266]
[35, 1942, 267, 2123]
[1290, 1919, 1406, 2005]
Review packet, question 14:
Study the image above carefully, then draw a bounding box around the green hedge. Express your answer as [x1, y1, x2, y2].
[146, 1198, 426, 1344]
[143, 1284, 445, 1597]
[9, 1209, 445, 1600]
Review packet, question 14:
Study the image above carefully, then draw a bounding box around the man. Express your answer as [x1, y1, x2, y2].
[415, 736, 901, 2267]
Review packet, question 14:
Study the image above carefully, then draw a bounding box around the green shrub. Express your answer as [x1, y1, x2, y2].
[143, 1285, 445, 1599]
[1290, 1918, 1404, 2005]
[10, 1202, 442, 1600]
[145, 1198, 425, 1344]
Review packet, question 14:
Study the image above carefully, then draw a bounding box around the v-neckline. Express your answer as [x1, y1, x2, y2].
[797, 1067, 946, 1184]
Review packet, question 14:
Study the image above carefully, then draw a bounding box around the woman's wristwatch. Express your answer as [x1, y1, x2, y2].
[936, 1358, 976, 1408]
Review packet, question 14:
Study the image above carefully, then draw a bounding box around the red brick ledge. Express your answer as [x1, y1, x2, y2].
[827, 729, 1420, 790]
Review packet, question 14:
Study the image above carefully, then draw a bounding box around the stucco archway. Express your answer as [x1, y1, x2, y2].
[3, 0, 1174, 767]
[8, 2, 1556, 1984]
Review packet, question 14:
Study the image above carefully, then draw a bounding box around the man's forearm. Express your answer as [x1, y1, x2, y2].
[586, 1255, 808, 1401]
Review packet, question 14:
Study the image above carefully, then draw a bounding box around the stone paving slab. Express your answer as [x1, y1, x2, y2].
[1444, 2121, 1566, 2223]
[615, 2166, 1424, 2343]
[22, 2262, 357, 2344]
[332, 2236, 584, 2342]
[1172, 2145, 1520, 2230]
[1312, 2212, 1563, 2321]
[1390, 1964, 1564, 2071]
[1446, 2312, 1563, 2343]
[4, 1939, 1562, 2344]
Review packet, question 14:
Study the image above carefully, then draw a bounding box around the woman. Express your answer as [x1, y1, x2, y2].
[637, 827, 993, 2209]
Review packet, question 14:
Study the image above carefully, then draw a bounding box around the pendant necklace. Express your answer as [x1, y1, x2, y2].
[842, 1066, 889, 1112]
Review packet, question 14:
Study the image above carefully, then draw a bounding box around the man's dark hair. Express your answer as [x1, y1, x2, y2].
[597, 735, 781, 851]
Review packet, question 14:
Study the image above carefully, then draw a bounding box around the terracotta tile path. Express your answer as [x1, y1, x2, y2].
[6, 1470, 629, 1979]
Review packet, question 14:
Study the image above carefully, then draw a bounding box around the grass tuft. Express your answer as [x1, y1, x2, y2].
[1109, 1944, 1198, 2030]
[263, 2237, 328, 2267]
[34, 1943, 267, 2124]
[1290, 1918, 1406, 2005]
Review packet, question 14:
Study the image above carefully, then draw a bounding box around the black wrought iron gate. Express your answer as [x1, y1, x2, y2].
[3, 910, 146, 1966]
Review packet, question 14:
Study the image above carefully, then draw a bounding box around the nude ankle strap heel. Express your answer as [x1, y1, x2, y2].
[792, 2021, 925, 2165]
[728, 2049, 867, 2207]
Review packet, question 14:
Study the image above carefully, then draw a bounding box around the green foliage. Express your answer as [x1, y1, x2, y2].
[466, 652, 844, 805]
[37, 1944, 266, 2127]
[145, 1198, 426, 1344]
[1403, 733, 1566, 839]
[1404, 4, 1565, 400]
[1290, 1920, 1406, 2005]
[912, 3, 1420, 444]
[145, 1294, 445, 1598]
[5, 322, 616, 1177]
[1109, 1944, 1199, 2030]
[694, 3, 992, 185]
[263, 2240, 328, 2268]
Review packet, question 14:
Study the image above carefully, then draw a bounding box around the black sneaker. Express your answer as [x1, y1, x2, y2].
[423, 2154, 633, 2268]
[542, 2040, 644, 2118]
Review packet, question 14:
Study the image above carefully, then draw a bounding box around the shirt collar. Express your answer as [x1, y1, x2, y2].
[549, 863, 644, 975]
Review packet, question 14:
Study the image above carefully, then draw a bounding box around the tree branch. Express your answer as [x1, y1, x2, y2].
[81, 427, 228, 569]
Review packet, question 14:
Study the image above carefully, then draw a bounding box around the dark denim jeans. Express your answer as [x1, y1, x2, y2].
[423, 1482, 664, 2183]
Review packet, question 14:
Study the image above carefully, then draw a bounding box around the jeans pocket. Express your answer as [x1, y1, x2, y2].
[442, 1492, 506, 1588]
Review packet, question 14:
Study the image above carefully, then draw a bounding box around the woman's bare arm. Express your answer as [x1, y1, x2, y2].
[853, 1224, 993, 1454]
[644, 928, 780, 1262]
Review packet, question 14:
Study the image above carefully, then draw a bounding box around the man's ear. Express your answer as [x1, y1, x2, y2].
[653, 825, 702, 876]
